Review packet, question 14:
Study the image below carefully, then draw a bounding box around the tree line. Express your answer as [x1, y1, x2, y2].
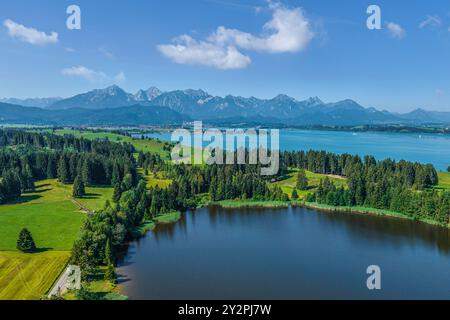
[281, 150, 438, 190]
[0, 129, 137, 204]
[280, 150, 448, 224]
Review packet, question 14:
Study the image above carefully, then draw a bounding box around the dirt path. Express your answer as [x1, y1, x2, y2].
[70, 199, 94, 215]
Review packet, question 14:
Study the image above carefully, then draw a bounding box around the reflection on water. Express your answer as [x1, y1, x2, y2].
[117, 207, 450, 300]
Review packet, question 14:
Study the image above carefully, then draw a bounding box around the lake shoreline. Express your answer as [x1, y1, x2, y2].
[303, 202, 449, 228]
[207, 199, 448, 228]
[131, 211, 182, 238]
[131, 198, 449, 241]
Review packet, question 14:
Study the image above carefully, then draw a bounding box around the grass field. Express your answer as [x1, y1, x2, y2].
[271, 168, 347, 199]
[138, 169, 172, 189]
[0, 179, 113, 251]
[438, 171, 450, 190]
[0, 181, 85, 251]
[0, 251, 70, 300]
[57, 182, 113, 212]
[130, 138, 171, 159]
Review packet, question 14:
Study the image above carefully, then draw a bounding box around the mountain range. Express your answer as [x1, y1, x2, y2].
[0, 85, 449, 126]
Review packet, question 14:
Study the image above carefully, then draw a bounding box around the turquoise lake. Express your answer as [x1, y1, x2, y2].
[141, 129, 450, 171]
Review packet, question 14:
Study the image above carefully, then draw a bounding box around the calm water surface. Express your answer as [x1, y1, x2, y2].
[142, 129, 450, 171]
[117, 207, 450, 299]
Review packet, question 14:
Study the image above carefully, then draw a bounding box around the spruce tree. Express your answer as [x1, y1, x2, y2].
[112, 183, 122, 203]
[104, 238, 114, 265]
[17, 228, 36, 253]
[150, 199, 158, 217]
[46, 157, 56, 179]
[105, 263, 117, 284]
[122, 173, 133, 191]
[57, 156, 69, 184]
[296, 169, 309, 191]
[111, 163, 121, 185]
[73, 175, 85, 198]
[291, 189, 299, 200]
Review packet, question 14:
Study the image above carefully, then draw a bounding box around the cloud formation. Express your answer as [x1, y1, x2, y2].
[3, 19, 58, 45]
[419, 15, 441, 29]
[386, 22, 405, 39]
[210, 6, 314, 53]
[61, 66, 125, 83]
[158, 35, 251, 70]
[158, 3, 314, 69]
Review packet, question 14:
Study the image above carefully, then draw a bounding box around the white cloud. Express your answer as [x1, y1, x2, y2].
[386, 22, 405, 39]
[210, 6, 314, 53]
[158, 35, 251, 70]
[3, 19, 58, 45]
[419, 15, 441, 29]
[98, 47, 114, 59]
[61, 66, 125, 83]
[158, 3, 314, 69]
[65, 47, 75, 53]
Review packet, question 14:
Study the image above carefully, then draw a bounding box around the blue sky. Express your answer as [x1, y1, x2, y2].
[0, 0, 449, 112]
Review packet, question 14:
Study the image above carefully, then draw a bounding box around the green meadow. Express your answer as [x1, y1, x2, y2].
[0, 179, 113, 300]
[0, 180, 86, 251]
[271, 168, 347, 199]
[138, 168, 172, 189]
[437, 171, 450, 190]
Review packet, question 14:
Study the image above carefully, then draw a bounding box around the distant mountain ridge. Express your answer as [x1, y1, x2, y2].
[0, 102, 185, 126]
[0, 97, 62, 108]
[1, 85, 449, 126]
[47, 85, 163, 110]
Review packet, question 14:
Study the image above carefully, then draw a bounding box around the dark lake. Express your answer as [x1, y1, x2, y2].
[117, 207, 450, 299]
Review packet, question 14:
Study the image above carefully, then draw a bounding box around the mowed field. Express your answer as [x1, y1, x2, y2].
[0, 179, 112, 300]
[271, 168, 347, 199]
[0, 251, 70, 300]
